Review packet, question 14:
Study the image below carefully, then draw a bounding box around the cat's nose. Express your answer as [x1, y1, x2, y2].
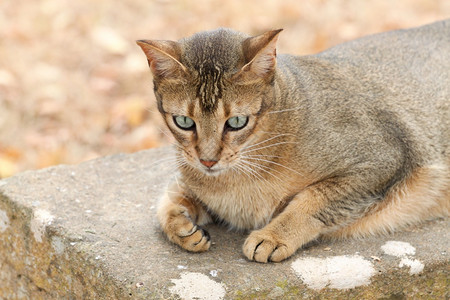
[200, 159, 218, 168]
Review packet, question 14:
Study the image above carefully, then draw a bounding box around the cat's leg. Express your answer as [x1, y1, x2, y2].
[327, 164, 450, 239]
[243, 176, 378, 263]
[157, 180, 212, 252]
[243, 189, 323, 263]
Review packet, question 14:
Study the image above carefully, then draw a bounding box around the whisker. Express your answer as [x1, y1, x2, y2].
[232, 164, 256, 181]
[242, 156, 305, 177]
[241, 159, 283, 178]
[148, 156, 182, 169]
[156, 126, 174, 140]
[243, 154, 283, 159]
[240, 141, 298, 154]
[259, 131, 296, 137]
[240, 159, 285, 183]
[239, 161, 287, 194]
[242, 134, 292, 151]
[237, 162, 266, 181]
[234, 162, 280, 202]
[144, 107, 165, 119]
[173, 175, 185, 190]
[156, 127, 183, 150]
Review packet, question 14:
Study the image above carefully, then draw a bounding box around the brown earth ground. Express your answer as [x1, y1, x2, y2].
[0, 0, 449, 178]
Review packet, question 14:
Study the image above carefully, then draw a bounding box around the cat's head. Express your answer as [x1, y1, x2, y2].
[137, 28, 282, 175]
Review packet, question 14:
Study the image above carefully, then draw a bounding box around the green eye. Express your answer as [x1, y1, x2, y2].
[174, 116, 195, 130]
[226, 116, 248, 130]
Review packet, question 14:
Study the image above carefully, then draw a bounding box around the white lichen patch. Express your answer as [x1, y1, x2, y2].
[291, 255, 375, 290]
[399, 258, 424, 275]
[0, 209, 10, 232]
[30, 209, 54, 243]
[170, 272, 226, 300]
[381, 241, 424, 275]
[51, 236, 65, 255]
[381, 241, 416, 257]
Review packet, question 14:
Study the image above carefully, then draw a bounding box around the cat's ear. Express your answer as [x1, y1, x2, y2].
[136, 40, 187, 80]
[234, 29, 282, 83]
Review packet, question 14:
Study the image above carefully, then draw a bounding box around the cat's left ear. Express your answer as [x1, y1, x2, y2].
[136, 40, 187, 81]
[234, 29, 283, 83]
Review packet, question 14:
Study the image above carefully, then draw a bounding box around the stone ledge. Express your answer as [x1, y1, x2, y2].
[0, 147, 448, 299]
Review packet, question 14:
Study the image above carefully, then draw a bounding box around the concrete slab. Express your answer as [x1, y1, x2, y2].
[0, 147, 448, 299]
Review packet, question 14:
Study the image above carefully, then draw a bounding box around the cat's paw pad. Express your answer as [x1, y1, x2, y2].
[243, 231, 293, 263]
[165, 215, 211, 252]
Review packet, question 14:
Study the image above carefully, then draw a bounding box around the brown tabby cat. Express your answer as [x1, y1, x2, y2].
[137, 20, 449, 263]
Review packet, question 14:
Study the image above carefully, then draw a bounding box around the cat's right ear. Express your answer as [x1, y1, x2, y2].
[233, 29, 283, 84]
[136, 40, 187, 80]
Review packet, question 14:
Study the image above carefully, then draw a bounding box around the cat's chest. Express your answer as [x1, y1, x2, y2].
[187, 177, 287, 230]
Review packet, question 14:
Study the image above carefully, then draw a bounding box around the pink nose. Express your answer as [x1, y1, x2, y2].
[200, 159, 217, 168]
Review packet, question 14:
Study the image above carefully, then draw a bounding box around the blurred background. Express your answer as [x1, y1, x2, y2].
[0, 0, 449, 178]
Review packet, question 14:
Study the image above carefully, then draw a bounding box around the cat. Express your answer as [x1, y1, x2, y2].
[137, 19, 449, 263]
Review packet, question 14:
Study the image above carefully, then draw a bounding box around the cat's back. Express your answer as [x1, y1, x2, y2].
[279, 19, 449, 96]
[280, 19, 450, 102]
[277, 19, 450, 161]
[315, 19, 450, 86]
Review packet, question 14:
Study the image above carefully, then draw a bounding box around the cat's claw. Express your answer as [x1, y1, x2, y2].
[243, 231, 293, 263]
[168, 221, 211, 252]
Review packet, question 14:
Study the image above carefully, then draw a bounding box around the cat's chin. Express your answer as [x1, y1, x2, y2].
[200, 167, 226, 177]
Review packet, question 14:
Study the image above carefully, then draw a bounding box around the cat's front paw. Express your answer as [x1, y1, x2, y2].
[163, 207, 211, 252]
[243, 230, 294, 263]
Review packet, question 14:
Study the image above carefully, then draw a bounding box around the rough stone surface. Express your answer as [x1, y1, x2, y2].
[0, 147, 448, 299]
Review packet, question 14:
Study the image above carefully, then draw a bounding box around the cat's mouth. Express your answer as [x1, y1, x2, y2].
[202, 167, 224, 176]
[198, 163, 229, 176]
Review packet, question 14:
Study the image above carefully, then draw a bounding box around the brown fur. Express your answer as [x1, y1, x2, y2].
[327, 165, 450, 239]
[137, 20, 450, 263]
